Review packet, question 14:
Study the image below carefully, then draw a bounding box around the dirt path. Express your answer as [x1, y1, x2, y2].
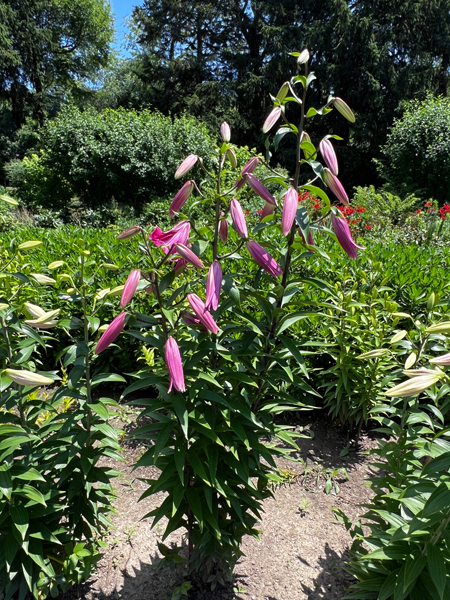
[59, 418, 378, 600]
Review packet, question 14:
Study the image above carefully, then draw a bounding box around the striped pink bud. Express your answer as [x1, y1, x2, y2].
[187, 293, 219, 334]
[120, 269, 141, 308]
[117, 225, 140, 240]
[262, 106, 282, 133]
[332, 98, 355, 123]
[95, 312, 127, 354]
[165, 337, 186, 393]
[173, 244, 204, 269]
[245, 174, 276, 205]
[219, 215, 228, 242]
[261, 202, 274, 220]
[181, 311, 203, 327]
[175, 155, 198, 179]
[331, 213, 365, 260]
[230, 198, 248, 238]
[281, 188, 298, 236]
[319, 139, 339, 175]
[323, 168, 349, 205]
[430, 353, 450, 365]
[234, 157, 259, 190]
[169, 181, 194, 217]
[220, 122, 231, 142]
[206, 261, 222, 311]
[246, 240, 282, 278]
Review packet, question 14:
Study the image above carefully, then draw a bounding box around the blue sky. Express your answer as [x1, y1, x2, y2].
[110, 0, 136, 56]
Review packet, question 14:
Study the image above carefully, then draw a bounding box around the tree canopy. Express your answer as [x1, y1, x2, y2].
[0, 0, 114, 128]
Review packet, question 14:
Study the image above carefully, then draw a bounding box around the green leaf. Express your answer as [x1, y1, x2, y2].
[91, 373, 126, 387]
[278, 334, 308, 377]
[10, 503, 29, 540]
[0, 467, 12, 500]
[15, 484, 47, 506]
[427, 544, 446, 599]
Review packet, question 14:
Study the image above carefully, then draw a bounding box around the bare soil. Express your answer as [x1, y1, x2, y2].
[58, 415, 379, 600]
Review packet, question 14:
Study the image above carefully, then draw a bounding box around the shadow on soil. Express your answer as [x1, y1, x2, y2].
[299, 543, 354, 599]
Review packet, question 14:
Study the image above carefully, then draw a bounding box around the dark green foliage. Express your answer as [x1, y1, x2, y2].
[378, 95, 450, 204]
[28, 106, 216, 208]
[351, 186, 421, 226]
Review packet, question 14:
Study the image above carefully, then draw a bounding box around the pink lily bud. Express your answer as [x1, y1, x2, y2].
[169, 181, 194, 217]
[173, 243, 204, 269]
[319, 139, 339, 175]
[206, 261, 222, 311]
[172, 258, 187, 275]
[281, 188, 298, 236]
[245, 174, 276, 205]
[246, 240, 282, 278]
[261, 202, 275, 220]
[331, 213, 365, 260]
[187, 293, 219, 334]
[323, 168, 349, 205]
[332, 97, 356, 123]
[298, 228, 315, 247]
[120, 269, 141, 308]
[234, 157, 260, 190]
[165, 337, 186, 393]
[95, 312, 127, 354]
[430, 353, 450, 365]
[230, 198, 248, 238]
[219, 215, 229, 242]
[175, 155, 198, 179]
[150, 221, 190, 250]
[220, 122, 231, 142]
[262, 106, 282, 133]
[117, 225, 140, 240]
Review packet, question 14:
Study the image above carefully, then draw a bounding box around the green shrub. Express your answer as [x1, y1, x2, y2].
[5, 153, 73, 210]
[352, 185, 421, 225]
[34, 106, 216, 209]
[377, 94, 450, 204]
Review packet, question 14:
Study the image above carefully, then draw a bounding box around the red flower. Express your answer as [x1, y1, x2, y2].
[356, 206, 366, 213]
[416, 209, 422, 214]
[245, 210, 250, 215]
[425, 201, 433, 207]
[365, 225, 372, 230]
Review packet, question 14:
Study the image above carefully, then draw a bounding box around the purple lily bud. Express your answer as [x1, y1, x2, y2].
[165, 336, 186, 393]
[332, 98, 356, 123]
[95, 312, 127, 354]
[261, 202, 275, 220]
[230, 198, 248, 238]
[430, 353, 450, 365]
[245, 174, 276, 205]
[206, 261, 222, 311]
[219, 215, 229, 242]
[181, 311, 203, 327]
[187, 293, 219, 334]
[246, 240, 282, 278]
[169, 181, 194, 217]
[323, 168, 349, 205]
[331, 213, 365, 260]
[120, 269, 141, 308]
[220, 122, 231, 142]
[319, 139, 339, 175]
[234, 157, 260, 190]
[175, 155, 198, 179]
[298, 228, 315, 247]
[262, 106, 282, 133]
[281, 188, 298, 236]
[173, 243, 204, 269]
[117, 225, 140, 240]
[149, 221, 190, 251]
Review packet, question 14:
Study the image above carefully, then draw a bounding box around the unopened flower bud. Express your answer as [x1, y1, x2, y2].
[175, 155, 198, 179]
[220, 122, 231, 142]
[227, 148, 237, 168]
[332, 98, 356, 123]
[262, 106, 282, 133]
[117, 226, 140, 240]
[297, 49, 310, 64]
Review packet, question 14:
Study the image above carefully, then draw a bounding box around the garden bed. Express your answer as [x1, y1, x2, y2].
[58, 415, 379, 600]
